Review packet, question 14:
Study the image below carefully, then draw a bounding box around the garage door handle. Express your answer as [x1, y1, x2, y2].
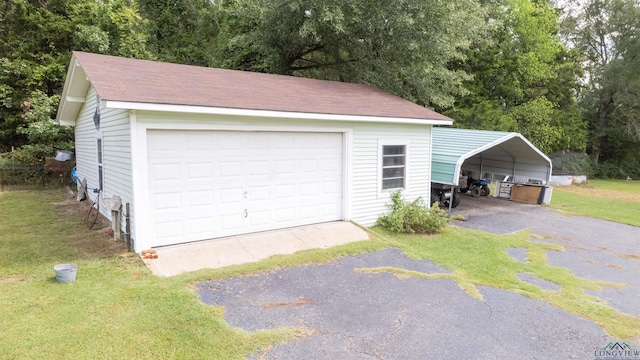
[244, 209, 248, 218]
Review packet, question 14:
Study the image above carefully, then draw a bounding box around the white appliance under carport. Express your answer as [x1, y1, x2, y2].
[430, 127, 553, 208]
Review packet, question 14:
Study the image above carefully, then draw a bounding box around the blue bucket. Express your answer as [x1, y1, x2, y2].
[54, 264, 78, 283]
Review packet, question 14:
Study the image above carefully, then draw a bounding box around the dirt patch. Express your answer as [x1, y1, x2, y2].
[554, 185, 640, 202]
[0, 276, 26, 283]
[262, 298, 314, 309]
[618, 253, 640, 262]
[51, 195, 129, 258]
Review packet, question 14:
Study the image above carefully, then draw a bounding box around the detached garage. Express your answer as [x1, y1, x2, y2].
[56, 52, 452, 252]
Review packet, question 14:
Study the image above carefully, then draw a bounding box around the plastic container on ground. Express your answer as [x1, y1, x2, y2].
[54, 264, 78, 283]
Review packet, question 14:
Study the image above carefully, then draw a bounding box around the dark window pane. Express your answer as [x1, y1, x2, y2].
[383, 145, 405, 156]
[383, 156, 405, 166]
[97, 139, 103, 163]
[98, 166, 103, 191]
[383, 167, 405, 178]
[382, 178, 404, 189]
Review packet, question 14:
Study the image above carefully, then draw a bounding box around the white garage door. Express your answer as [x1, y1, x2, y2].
[147, 130, 343, 247]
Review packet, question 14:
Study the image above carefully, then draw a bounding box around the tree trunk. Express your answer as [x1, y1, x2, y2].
[592, 93, 613, 165]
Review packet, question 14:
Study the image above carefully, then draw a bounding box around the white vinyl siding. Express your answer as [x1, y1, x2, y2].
[133, 112, 432, 247]
[73, 86, 134, 240]
[350, 125, 431, 227]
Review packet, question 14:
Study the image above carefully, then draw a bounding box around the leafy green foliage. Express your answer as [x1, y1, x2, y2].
[376, 191, 450, 234]
[218, 0, 488, 108]
[561, 0, 640, 176]
[17, 91, 74, 161]
[137, 0, 219, 66]
[445, 0, 587, 153]
[0, 0, 150, 155]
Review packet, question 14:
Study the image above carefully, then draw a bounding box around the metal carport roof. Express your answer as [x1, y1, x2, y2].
[431, 127, 552, 186]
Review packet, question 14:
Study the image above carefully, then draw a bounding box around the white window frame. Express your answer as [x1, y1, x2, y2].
[96, 130, 104, 193]
[378, 139, 409, 196]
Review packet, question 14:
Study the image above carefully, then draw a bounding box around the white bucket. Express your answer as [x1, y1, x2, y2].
[54, 264, 78, 283]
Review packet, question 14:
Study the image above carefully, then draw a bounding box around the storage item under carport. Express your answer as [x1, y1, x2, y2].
[494, 181, 552, 204]
[510, 184, 542, 204]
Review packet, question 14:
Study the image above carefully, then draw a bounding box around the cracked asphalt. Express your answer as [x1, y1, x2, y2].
[196, 195, 640, 359]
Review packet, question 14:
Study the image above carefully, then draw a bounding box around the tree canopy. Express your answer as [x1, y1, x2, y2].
[560, 0, 640, 177]
[1, 0, 638, 177]
[443, 0, 586, 154]
[217, 0, 488, 108]
[0, 0, 149, 159]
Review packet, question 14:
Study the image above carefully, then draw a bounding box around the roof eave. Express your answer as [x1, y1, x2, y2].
[103, 100, 454, 126]
[56, 54, 90, 125]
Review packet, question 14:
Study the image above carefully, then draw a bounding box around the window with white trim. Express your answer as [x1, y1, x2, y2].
[381, 144, 406, 190]
[96, 132, 104, 192]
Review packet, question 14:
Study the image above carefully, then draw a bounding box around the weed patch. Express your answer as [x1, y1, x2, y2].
[364, 227, 640, 341]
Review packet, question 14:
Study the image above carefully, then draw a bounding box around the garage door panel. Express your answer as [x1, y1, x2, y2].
[248, 160, 270, 176]
[219, 161, 242, 177]
[187, 162, 214, 179]
[274, 160, 295, 175]
[188, 218, 215, 235]
[155, 220, 183, 239]
[185, 132, 212, 148]
[218, 187, 245, 202]
[188, 190, 214, 207]
[247, 210, 271, 227]
[275, 184, 296, 198]
[300, 182, 318, 196]
[147, 130, 343, 248]
[150, 163, 182, 182]
[153, 192, 182, 210]
[299, 159, 319, 172]
[247, 186, 271, 201]
[219, 214, 244, 232]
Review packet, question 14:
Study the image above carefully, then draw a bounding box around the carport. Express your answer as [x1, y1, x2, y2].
[431, 127, 552, 205]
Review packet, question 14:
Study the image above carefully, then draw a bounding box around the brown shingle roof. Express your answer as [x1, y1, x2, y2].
[72, 51, 451, 121]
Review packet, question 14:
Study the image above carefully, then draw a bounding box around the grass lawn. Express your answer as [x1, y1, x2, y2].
[1, 186, 639, 358]
[549, 179, 640, 227]
[0, 190, 318, 359]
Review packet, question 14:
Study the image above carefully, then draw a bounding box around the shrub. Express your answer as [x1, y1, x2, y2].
[376, 191, 450, 234]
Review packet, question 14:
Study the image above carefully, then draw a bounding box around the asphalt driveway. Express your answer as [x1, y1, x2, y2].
[197, 195, 640, 359]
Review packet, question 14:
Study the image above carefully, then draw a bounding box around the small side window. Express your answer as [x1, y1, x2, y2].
[381, 145, 406, 190]
[96, 133, 104, 192]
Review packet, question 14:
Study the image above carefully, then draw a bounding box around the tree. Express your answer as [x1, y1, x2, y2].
[560, 0, 640, 175]
[217, 0, 488, 109]
[0, 0, 150, 156]
[16, 91, 74, 163]
[137, 0, 220, 66]
[444, 0, 587, 153]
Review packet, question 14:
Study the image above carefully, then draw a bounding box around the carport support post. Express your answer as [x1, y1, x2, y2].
[448, 186, 455, 217]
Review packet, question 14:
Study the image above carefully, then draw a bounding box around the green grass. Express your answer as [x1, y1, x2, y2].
[2, 188, 639, 358]
[365, 227, 640, 341]
[586, 179, 640, 193]
[549, 180, 640, 227]
[0, 190, 328, 359]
